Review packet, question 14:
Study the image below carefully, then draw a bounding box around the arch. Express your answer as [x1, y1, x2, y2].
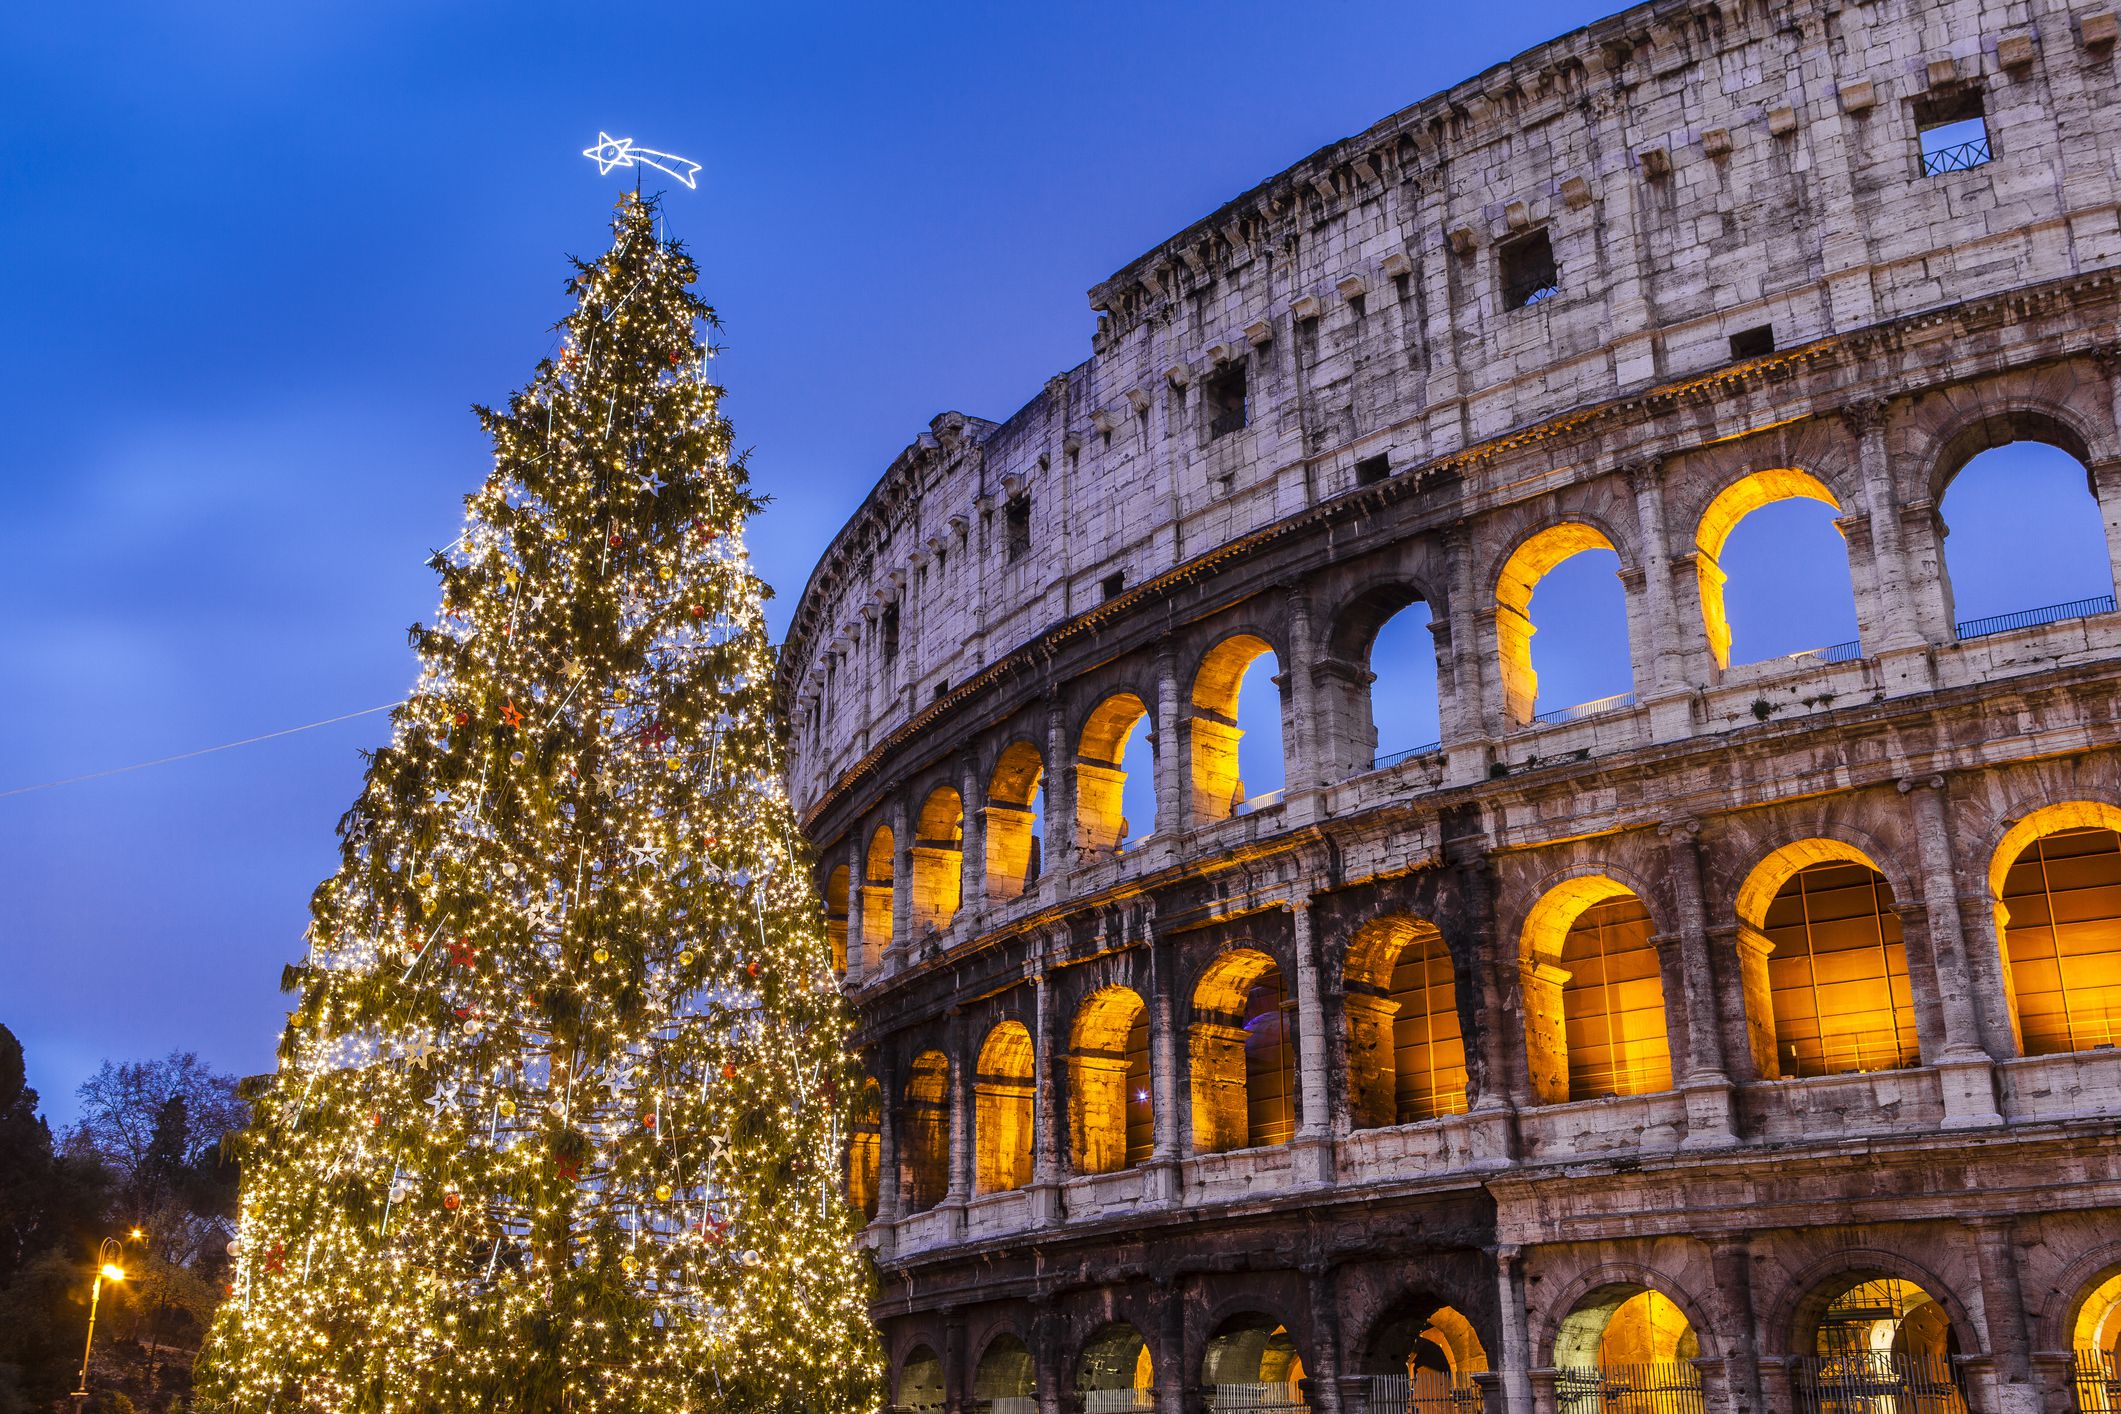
[1938, 430, 2114, 632]
[1068, 986, 1153, 1174]
[985, 739, 1046, 902]
[862, 824, 896, 962]
[900, 1049, 950, 1214]
[1078, 692, 1154, 853]
[1190, 633, 1285, 824]
[909, 785, 964, 934]
[1201, 1312, 1306, 1411]
[823, 864, 850, 976]
[1519, 877, 1672, 1103]
[1344, 915, 1468, 1128]
[1494, 521, 1629, 727]
[1078, 1322, 1155, 1412]
[847, 1074, 881, 1221]
[2069, 1265, 2121, 1364]
[1692, 468, 1854, 670]
[1733, 842, 1919, 1080]
[974, 1021, 1035, 1194]
[1325, 584, 1443, 779]
[1786, 1267, 1970, 1410]
[895, 1344, 944, 1412]
[973, 1332, 1036, 1410]
[1553, 1281, 1704, 1408]
[1190, 949, 1295, 1154]
[1990, 802, 2121, 1056]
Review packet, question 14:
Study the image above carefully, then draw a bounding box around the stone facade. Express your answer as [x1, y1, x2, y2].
[779, 1, 2121, 1411]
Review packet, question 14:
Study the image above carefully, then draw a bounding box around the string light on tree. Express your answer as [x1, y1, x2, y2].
[196, 191, 882, 1413]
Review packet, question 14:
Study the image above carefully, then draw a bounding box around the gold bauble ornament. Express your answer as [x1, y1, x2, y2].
[593, 947, 610, 964]
[678, 950, 695, 966]
[497, 1098, 517, 1118]
[655, 1183, 673, 1202]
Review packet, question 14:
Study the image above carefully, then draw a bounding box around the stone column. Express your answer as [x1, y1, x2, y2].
[1290, 895, 1335, 1185]
[1663, 821, 1738, 1147]
[1901, 775, 2001, 1126]
[876, 1050, 904, 1225]
[944, 1011, 973, 1221]
[1031, 1295, 1066, 1414]
[845, 835, 869, 985]
[1710, 1237, 1764, 1414]
[2089, 455, 2121, 603]
[1843, 401, 1934, 677]
[1494, 1244, 1536, 1414]
[1043, 694, 1076, 881]
[891, 794, 914, 964]
[1146, 915, 1184, 1204]
[1156, 1273, 1189, 1414]
[1971, 1218, 2042, 1414]
[1304, 1265, 1346, 1414]
[958, 753, 986, 935]
[1029, 957, 1065, 1225]
[1154, 644, 1187, 839]
[943, 1307, 968, 1414]
[1283, 587, 1325, 817]
[1441, 522, 1493, 786]
[1628, 460, 1698, 739]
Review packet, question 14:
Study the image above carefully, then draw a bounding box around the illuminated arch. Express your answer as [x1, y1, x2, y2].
[1190, 633, 1283, 824]
[1189, 949, 1294, 1153]
[1519, 876, 1671, 1103]
[1068, 986, 1152, 1174]
[847, 1074, 881, 1221]
[1077, 1322, 1155, 1408]
[1362, 1297, 1490, 1409]
[2070, 1266, 2121, 1365]
[1078, 692, 1153, 854]
[1732, 840, 1919, 1080]
[972, 1332, 1036, 1407]
[1201, 1313, 1306, 1407]
[973, 1022, 1034, 1194]
[1693, 468, 1846, 670]
[1344, 915, 1467, 1128]
[985, 740, 1045, 902]
[1553, 1281, 1703, 1384]
[861, 824, 896, 962]
[1494, 522, 1625, 726]
[1989, 801, 2121, 1057]
[900, 1050, 951, 1214]
[909, 786, 964, 934]
[823, 864, 850, 976]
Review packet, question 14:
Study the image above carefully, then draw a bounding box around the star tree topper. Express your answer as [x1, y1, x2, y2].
[582, 132, 703, 189]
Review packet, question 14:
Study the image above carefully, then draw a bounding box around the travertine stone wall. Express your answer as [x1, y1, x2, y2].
[780, 1, 2121, 1411]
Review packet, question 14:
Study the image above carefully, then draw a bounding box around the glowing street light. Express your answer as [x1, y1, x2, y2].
[71, 1238, 125, 1406]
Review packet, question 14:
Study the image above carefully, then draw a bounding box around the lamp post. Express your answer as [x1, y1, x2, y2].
[71, 1238, 125, 1407]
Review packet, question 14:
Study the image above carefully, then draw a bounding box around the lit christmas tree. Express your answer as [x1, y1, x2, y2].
[198, 193, 882, 1413]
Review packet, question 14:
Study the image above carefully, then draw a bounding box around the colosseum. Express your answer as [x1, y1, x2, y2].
[778, 1, 2121, 1410]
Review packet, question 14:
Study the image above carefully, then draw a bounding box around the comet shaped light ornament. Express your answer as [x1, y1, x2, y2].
[581, 132, 702, 190]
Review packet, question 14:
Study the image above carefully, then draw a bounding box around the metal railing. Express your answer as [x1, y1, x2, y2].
[977, 1399, 1037, 1414]
[1081, 1391, 1156, 1414]
[2077, 1348, 2121, 1413]
[1922, 134, 1992, 175]
[1555, 1363, 1705, 1414]
[1365, 1371, 1483, 1413]
[1789, 638, 1863, 666]
[1207, 1382, 1306, 1412]
[1235, 788, 1286, 815]
[1374, 741, 1443, 771]
[1790, 1352, 1966, 1413]
[1956, 593, 2116, 641]
[1532, 691, 1637, 727]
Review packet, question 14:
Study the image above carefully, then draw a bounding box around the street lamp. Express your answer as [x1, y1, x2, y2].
[71, 1238, 125, 1406]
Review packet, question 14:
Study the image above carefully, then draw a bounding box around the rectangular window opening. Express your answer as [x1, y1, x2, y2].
[1005, 494, 1032, 561]
[1499, 229, 1560, 310]
[1101, 571, 1126, 602]
[1355, 453, 1391, 487]
[1729, 324, 1775, 360]
[1205, 363, 1248, 439]
[1917, 90, 1992, 175]
[881, 603, 901, 661]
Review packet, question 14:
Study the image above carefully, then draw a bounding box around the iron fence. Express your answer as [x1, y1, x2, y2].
[1790, 638, 1863, 666]
[1364, 1371, 1483, 1413]
[1206, 1382, 1306, 1412]
[1789, 1352, 1966, 1413]
[1373, 742, 1443, 771]
[1922, 135, 1992, 175]
[2078, 1348, 2121, 1412]
[1956, 593, 2116, 641]
[1532, 691, 1637, 727]
[1554, 1362, 1705, 1414]
[1081, 1391, 1156, 1413]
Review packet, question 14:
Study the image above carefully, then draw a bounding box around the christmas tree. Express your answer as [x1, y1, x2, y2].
[198, 193, 882, 1413]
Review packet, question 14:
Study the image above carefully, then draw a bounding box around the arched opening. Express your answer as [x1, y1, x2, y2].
[1553, 1284, 1702, 1411]
[1190, 950, 1295, 1154]
[1521, 879, 1673, 1103]
[909, 786, 965, 935]
[1733, 842, 1920, 1080]
[1496, 522, 1634, 727]
[1367, 599, 1443, 767]
[1792, 1273, 1967, 1412]
[824, 864, 850, 976]
[985, 740, 1046, 902]
[2071, 1267, 2121, 1397]
[900, 1050, 950, 1214]
[1201, 1313, 1305, 1413]
[847, 1075, 881, 1221]
[1940, 432, 2114, 635]
[973, 1333, 1037, 1414]
[1078, 1321, 1155, 1413]
[895, 1345, 944, 1413]
[974, 1022, 1034, 1195]
[1990, 803, 2121, 1056]
[1344, 916, 1468, 1128]
[862, 825, 896, 963]
[1363, 1301, 1489, 1413]
[1695, 469, 1859, 669]
[1067, 987, 1153, 1175]
[1079, 693, 1154, 854]
[1321, 586, 1444, 780]
[1191, 634, 1286, 824]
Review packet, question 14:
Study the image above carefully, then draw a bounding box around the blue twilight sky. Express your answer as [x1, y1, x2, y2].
[0, 2, 2109, 1125]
